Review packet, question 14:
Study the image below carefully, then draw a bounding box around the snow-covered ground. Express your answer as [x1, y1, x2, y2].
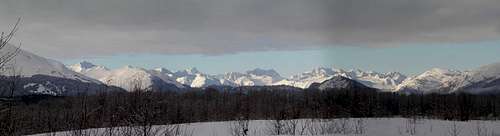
[31, 118, 500, 136]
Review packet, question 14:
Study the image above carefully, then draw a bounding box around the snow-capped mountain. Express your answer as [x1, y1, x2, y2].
[190, 74, 223, 88]
[395, 62, 500, 94]
[70, 63, 186, 92]
[309, 76, 376, 91]
[66, 60, 500, 94]
[455, 62, 500, 94]
[99, 65, 156, 91]
[157, 67, 227, 87]
[69, 61, 111, 80]
[395, 68, 468, 94]
[149, 67, 284, 88]
[274, 67, 406, 90]
[0, 45, 124, 96]
[219, 68, 284, 86]
[1, 45, 98, 83]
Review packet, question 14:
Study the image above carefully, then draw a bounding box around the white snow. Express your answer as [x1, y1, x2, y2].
[190, 73, 221, 88]
[0, 44, 99, 83]
[68, 61, 500, 93]
[26, 82, 62, 96]
[30, 118, 500, 136]
[70, 63, 186, 91]
[396, 63, 500, 94]
[98, 65, 185, 91]
[274, 67, 407, 90]
[68, 61, 111, 80]
[395, 68, 468, 93]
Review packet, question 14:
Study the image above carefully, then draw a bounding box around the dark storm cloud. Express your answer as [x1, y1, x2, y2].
[0, 0, 499, 58]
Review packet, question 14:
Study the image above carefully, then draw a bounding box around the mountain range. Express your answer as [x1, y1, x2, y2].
[1, 44, 500, 96]
[0, 45, 124, 96]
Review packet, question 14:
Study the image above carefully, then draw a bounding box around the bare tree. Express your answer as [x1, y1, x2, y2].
[448, 122, 462, 136]
[474, 121, 491, 136]
[0, 53, 22, 136]
[229, 116, 249, 136]
[0, 18, 21, 70]
[354, 118, 366, 134]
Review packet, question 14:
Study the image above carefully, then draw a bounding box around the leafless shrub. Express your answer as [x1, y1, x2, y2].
[229, 117, 249, 136]
[282, 119, 299, 135]
[405, 118, 418, 135]
[354, 118, 366, 134]
[475, 121, 493, 136]
[304, 119, 320, 135]
[0, 18, 21, 70]
[162, 124, 194, 136]
[448, 122, 462, 136]
[266, 118, 284, 135]
[304, 119, 338, 135]
[297, 119, 309, 135]
[266, 118, 301, 135]
[337, 118, 351, 134]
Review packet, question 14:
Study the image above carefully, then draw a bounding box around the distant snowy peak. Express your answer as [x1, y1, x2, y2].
[395, 68, 468, 94]
[99, 65, 186, 91]
[152, 68, 174, 75]
[222, 72, 247, 81]
[69, 64, 186, 92]
[309, 76, 376, 91]
[455, 62, 500, 94]
[191, 73, 222, 88]
[291, 67, 337, 80]
[0, 45, 99, 83]
[246, 68, 282, 78]
[469, 62, 500, 82]
[278, 67, 407, 90]
[175, 67, 201, 76]
[69, 61, 111, 80]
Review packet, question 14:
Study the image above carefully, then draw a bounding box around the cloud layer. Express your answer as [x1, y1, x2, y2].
[0, 0, 499, 58]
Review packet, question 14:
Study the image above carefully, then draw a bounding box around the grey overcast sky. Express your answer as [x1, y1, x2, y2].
[0, 0, 500, 58]
[1, 0, 500, 76]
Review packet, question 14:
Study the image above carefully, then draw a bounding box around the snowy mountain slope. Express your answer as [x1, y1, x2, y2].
[150, 68, 285, 88]
[0, 45, 127, 96]
[395, 62, 500, 94]
[218, 68, 285, 86]
[0, 44, 99, 83]
[69, 61, 187, 92]
[69, 64, 407, 90]
[0, 75, 124, 96]
[470, 62, 500, 81]
[94, 65, 186, 91]
[456, 62, 500, 94]
[190, 73, 222, 88]
[68, 61, 111, 80]
[67, 60, 500, 94]
[274, 67, 407, 90]
[309, 76, 376, 91]
[166, 67, 226, 87]
[395, 68, 468, 94]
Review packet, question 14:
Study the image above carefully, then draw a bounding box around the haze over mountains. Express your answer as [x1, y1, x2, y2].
[1, 45, 500, 96]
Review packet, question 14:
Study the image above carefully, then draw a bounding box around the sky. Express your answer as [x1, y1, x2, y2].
[60, 42, 500, 77]
[1, 0, 500, 76]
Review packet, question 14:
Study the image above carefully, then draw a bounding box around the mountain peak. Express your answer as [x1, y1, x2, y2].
[185, 67, 200, 74]
[69, 61, 107, 73]
[153, 67, 173, 74]
[309, 76, 375, 91]
[78, 61, 96, 69]
[246, 68, 282, 79]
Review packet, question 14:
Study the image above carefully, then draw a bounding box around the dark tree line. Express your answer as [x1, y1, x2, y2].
[0, 86, 499, 135]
